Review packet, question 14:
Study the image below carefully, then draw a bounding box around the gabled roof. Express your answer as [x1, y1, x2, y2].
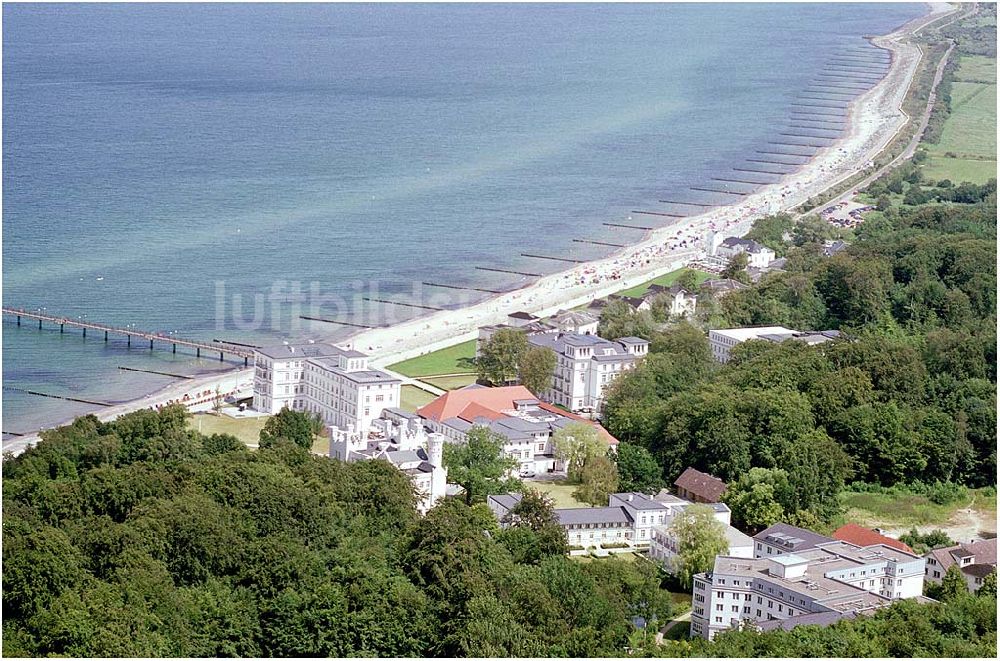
[833, 524, 915, 554]
[927, 538, 998, 573]
[673, 467, 727, 502]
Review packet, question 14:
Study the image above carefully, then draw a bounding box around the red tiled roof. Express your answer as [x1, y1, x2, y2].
[417, 385, 537, 422]
[833, 524, 915, 554]
[673, 467, 727, 502]
[416, 385, 618, 445]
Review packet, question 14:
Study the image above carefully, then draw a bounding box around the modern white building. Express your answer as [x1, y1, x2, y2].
[328, 409, 447, 515]
[649, 501, 754, 572]
[924, 538, 997, 593]
[715, 237, 776, 269]
[691, 540, 926, 640]
[526, 332, 648, 416]
[417, 384, 617, 477]
[708, 327, 841, 363]
[253, 343, 401, 431]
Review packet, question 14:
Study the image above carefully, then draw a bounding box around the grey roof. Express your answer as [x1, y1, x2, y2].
[556, 507, 633, 526]
[488, 493, 523, 512]
[755, 523, 834, 551]
[307, 359, 400, 384]
[963, 563, 997, 578]
[509, 311, 537, 320]
[611, 492, 667, 511]
[384, 407, 420, 419]
[756, 611, 856, 632]
[255, 342, 345, 360]
[616, 336, 648, 345]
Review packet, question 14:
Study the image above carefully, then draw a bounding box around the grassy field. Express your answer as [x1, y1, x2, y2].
[531, 479, 591, 508]
[618, 268, 713, 299]
[921, 55, 997, 184]
[421, 374, 477, 391]
[840, 487, 996, 529]
[400, 384, 437, 412]
[387, 340, 477, 377]
[189, 413, 267, 445]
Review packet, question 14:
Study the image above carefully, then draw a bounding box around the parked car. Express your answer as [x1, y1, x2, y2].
[520, 469, 537, 478]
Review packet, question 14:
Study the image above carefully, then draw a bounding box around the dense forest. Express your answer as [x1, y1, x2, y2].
[1, 408, 673, 657]
[602, 183, 997, 531]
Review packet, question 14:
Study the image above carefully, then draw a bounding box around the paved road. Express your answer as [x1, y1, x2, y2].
[797, 4, 966, 218]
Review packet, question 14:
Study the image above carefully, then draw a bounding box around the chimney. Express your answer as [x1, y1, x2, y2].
[627, 494, 634, 502]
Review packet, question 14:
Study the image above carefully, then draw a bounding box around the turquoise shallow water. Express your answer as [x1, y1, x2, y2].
[2, 3, 924, 436]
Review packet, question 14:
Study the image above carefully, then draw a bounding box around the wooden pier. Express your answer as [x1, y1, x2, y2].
[3, 307, 255, 365]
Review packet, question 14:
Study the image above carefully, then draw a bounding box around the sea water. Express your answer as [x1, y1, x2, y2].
[2, 2, 925, 436]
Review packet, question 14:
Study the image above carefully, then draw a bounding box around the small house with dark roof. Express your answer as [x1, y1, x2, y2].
[674, 467, 727, 503]
[924, 537, 997, 592]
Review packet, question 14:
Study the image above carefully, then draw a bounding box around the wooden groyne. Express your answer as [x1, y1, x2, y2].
[363, 297, 445, 312]
[630, 210, 686, 218]
[2, 385, 112, 407]
[734, 166, 789, 175]
[712, 177, 771, 186]
[779, 132, 835, 140]
[791, 102, 847, 110]
[658, 199, 714, 207]
[521, 253, 587, 264]
[788, 125, 840, 133]
[603, 222, 654, 230]
[2, 307, 254, 365]
[572, 238, 627, 248]
[422, 281, 505, 294]
[118, 366, 193, 380]
[768, 139, 829, 149]
[299, 315, 378, 328]
[475, 266, 543, 277]
[690, 186, 748, 196]
[746, 158, 799, 166]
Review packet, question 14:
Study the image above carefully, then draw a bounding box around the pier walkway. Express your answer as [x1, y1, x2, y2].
[2, 307, 255, 365]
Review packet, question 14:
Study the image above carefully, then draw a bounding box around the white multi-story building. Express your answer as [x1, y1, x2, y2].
[329, 409, 447, 515]
[649, 501, 754, 572]
[526, 332, 648, 416]
[253, 343, 401, 431]
[708, 327, 841, 363]
[417, 384, 617, 476]
[691, 540, 926, 640]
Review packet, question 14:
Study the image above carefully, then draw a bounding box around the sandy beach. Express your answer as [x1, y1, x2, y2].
[2, 3, 953, 456]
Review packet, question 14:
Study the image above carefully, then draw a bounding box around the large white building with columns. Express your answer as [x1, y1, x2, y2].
[252, 343, 400, 431]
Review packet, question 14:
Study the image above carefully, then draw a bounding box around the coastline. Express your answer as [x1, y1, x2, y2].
[2, 3, 953, 455]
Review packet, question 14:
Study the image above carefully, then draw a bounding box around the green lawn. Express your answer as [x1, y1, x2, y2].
[189, 413, 267, 445]
[618, 268, 713, 298]
[531, 479, 591, 508]
[920, 55, 997, 184]
[400, 384, 437, 412]
[387, 339, 477, 377]
[421, 374, 477, 391]
[954, 55, 997, 83]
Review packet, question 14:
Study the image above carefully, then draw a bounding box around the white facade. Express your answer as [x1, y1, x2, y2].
[708, 327, 798, 363]
[649, 503, 753, 572]
[715, 237, 776, 269]
[527, 332, 648, 416]
[253, 343, 400, 431]
[329, 411, 447, 515]
[691, 541, 925, 640]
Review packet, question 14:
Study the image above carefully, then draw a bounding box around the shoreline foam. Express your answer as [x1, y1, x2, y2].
[3, 3, 953, 455]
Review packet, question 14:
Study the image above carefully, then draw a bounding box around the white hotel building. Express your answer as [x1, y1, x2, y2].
[690, 539, 926, 640]
[253, 343, 400, 432]
[527, 332, 648, 416]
